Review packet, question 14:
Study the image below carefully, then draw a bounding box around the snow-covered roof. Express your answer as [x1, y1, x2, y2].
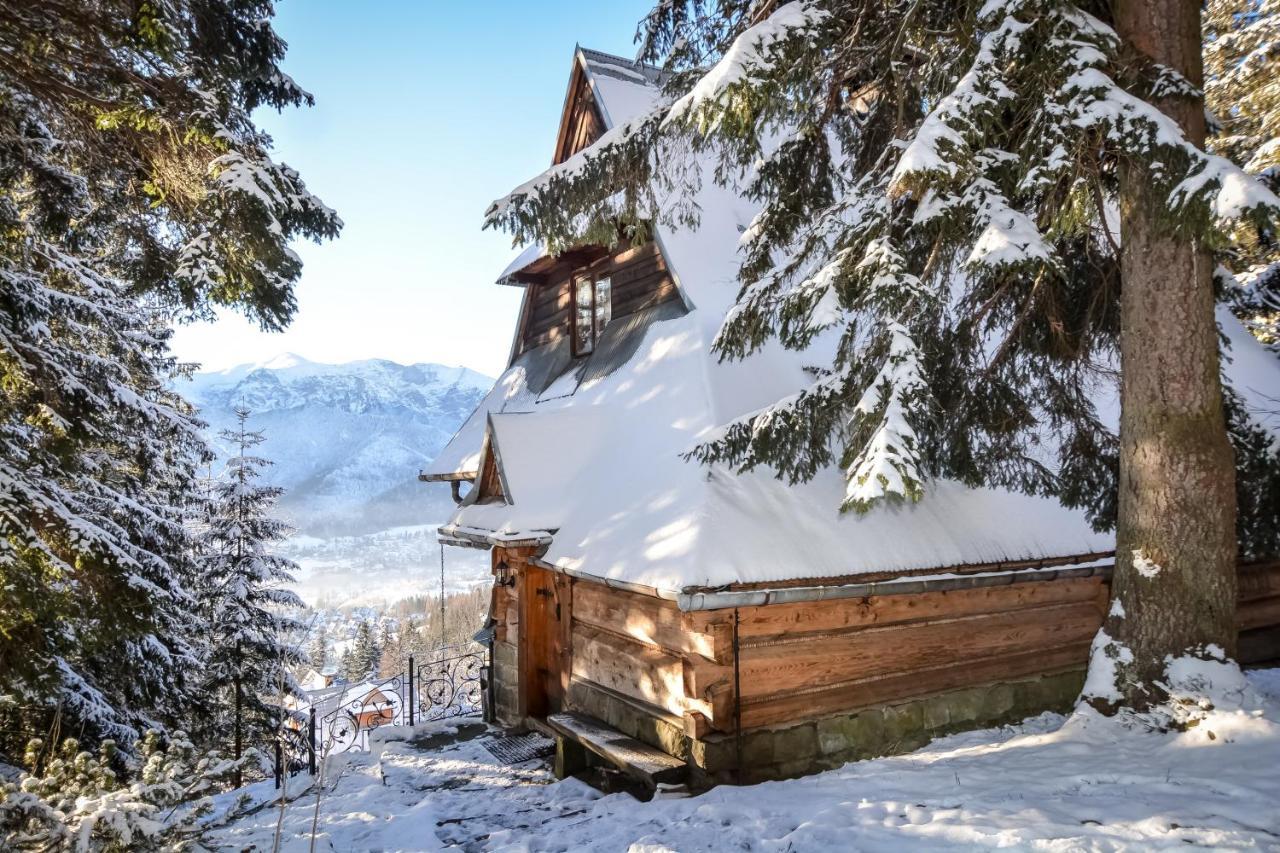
[428, 47, 1280, 596]
[496, 243, 545, 286]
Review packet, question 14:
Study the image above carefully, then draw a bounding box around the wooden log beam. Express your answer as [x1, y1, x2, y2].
[684, 577, 1105, 640]
[740, 642, 1091, 730]
[736, 600, 1102, 700]
[575, 582, 729, 662]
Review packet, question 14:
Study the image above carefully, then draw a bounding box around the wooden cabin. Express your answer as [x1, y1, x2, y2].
[423, 47, 1280, 790]
[339, 682, 397, 730]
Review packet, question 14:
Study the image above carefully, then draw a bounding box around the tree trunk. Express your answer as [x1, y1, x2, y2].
[1104, 0, 1238, 710]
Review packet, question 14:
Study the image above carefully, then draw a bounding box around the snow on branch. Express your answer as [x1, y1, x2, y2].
[842, 323, 928, 513]
[663, 1, 830, 130]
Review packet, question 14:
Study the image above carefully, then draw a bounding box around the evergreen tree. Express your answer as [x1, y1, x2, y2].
[1205, 0, 1280, 352]
[487, 0, 1280, 711]
[308, 625, 331, 671]
[0, 0, 337, 757]
[0, 0, 342, 330]
[196, 407, 303, 778]
[0, 247, 209, 753]
[346, 621, 380, 681]
[379, 621, 395, 658]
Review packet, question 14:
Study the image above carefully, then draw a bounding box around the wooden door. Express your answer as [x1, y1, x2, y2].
[519, 565, 572, 719]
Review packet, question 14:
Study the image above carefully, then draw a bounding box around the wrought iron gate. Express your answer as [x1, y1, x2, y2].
[275, 642, 488, 785]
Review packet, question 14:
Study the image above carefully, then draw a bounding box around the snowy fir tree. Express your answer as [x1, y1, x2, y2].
[486, 0, 1280, 710]
[342, 621, 381, 682]
[308, 625, 331, 671]
[339, 648, 356, 683]
[0, 238, 209, 755]
[195, 407, 303, 780]
[1206, 0, 1280, 352]
[0, 0, 337, 761]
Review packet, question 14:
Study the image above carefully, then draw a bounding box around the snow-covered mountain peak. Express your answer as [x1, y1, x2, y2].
[182, 356, 492, 538]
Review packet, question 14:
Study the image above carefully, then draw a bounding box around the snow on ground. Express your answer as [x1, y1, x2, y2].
[211, 669, 1280, 851]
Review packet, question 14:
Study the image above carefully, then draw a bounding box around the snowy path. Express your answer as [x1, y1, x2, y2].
[208, 722, 606, 851]
[212, 669, 1280, 851]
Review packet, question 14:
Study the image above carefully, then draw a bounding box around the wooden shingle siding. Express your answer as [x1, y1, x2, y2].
[519, 240, 679, 355]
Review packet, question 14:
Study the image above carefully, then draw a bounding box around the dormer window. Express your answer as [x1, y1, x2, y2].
[572, 273, 611, 356]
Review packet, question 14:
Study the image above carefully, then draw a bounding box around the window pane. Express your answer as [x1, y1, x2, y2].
[574, 277, 594, 355]
[576, 306, 594, 353]
[575, 277, 593, 309]
[594, 277, 611, 336]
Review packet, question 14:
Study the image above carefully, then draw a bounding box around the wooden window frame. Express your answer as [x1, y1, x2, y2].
[571, 270, 612, 357]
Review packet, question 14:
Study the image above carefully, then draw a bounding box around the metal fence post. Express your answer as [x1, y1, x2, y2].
[408, 655, 415, 727]
[274, 741, 282, 789]
[308, 707, 317, 775]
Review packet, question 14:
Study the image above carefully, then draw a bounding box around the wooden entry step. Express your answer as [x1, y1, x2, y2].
[546, 712, 686, 789]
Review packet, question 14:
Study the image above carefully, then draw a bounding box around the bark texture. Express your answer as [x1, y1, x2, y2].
[1105, 0, 1238, 709]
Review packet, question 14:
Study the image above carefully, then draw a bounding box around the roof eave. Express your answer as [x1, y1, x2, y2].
[418, 471, 476, 483]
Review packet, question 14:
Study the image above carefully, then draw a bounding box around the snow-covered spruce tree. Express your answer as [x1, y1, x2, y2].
[307, 625, 331, 671]
[486, 0, 1280, 711]
[0, 0, 342, 331]
[343, 621, 380, 682]
[1206, 0, 1280, 352]
[0, 0, 338, 758]
[0, 249, 209, 754]
[195, 407, 303, 782]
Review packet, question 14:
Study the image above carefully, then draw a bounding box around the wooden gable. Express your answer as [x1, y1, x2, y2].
[474, 426, 508, 504]
[552, 57, 605, 165]
[505, 52, 685, 362]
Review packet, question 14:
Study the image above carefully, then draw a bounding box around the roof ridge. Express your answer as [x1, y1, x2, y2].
[578, 45, 665, 87]
[577, 45, 653, 69]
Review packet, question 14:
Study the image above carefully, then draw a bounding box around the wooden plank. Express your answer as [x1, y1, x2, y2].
[613, 273, 670, 302]
[740, 642, 1091, 730]
[533, 280, 570, 311]
[612, 279, 678, 317]
[530, 306, 570, 335]
[567, 676, 686, 729]
[573, 582, 728, 661]
[683, 656, 733, 701]
[736, 600, 1102, 699]
[610, 256, 664, 289]
[557, 573, 575, 703]
[1239, 595, 1280, 631]
[683, 711, 711, 740]
[571, 624, 687, 717]
[1239, 563, 1280, 601]
[604, 242, 657, 270]
[1240, 625, 1280, 665]
[547, 711, 685, 785]
[685, 577, 1106, 640]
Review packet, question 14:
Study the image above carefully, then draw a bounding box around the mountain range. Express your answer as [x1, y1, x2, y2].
[180, 354, 493, 606]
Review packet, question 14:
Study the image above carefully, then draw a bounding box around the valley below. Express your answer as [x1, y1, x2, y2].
[182, 353, 493, 608]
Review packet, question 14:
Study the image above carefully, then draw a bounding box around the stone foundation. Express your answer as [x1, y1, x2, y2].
[491, 640, 521, 727]
[564, 668, 1085, 787]
[694, 668, 1085, 784]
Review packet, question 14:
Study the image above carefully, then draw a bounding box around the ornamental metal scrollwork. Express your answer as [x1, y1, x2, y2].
[415, 643, 485, 723]
[303, 644, 488, 758]
[318, 673, 405, 755]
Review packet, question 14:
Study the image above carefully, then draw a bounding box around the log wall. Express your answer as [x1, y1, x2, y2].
[488, 552, 1280, 750]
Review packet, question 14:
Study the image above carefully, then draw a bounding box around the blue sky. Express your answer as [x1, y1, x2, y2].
[171, 0, 652, 378]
